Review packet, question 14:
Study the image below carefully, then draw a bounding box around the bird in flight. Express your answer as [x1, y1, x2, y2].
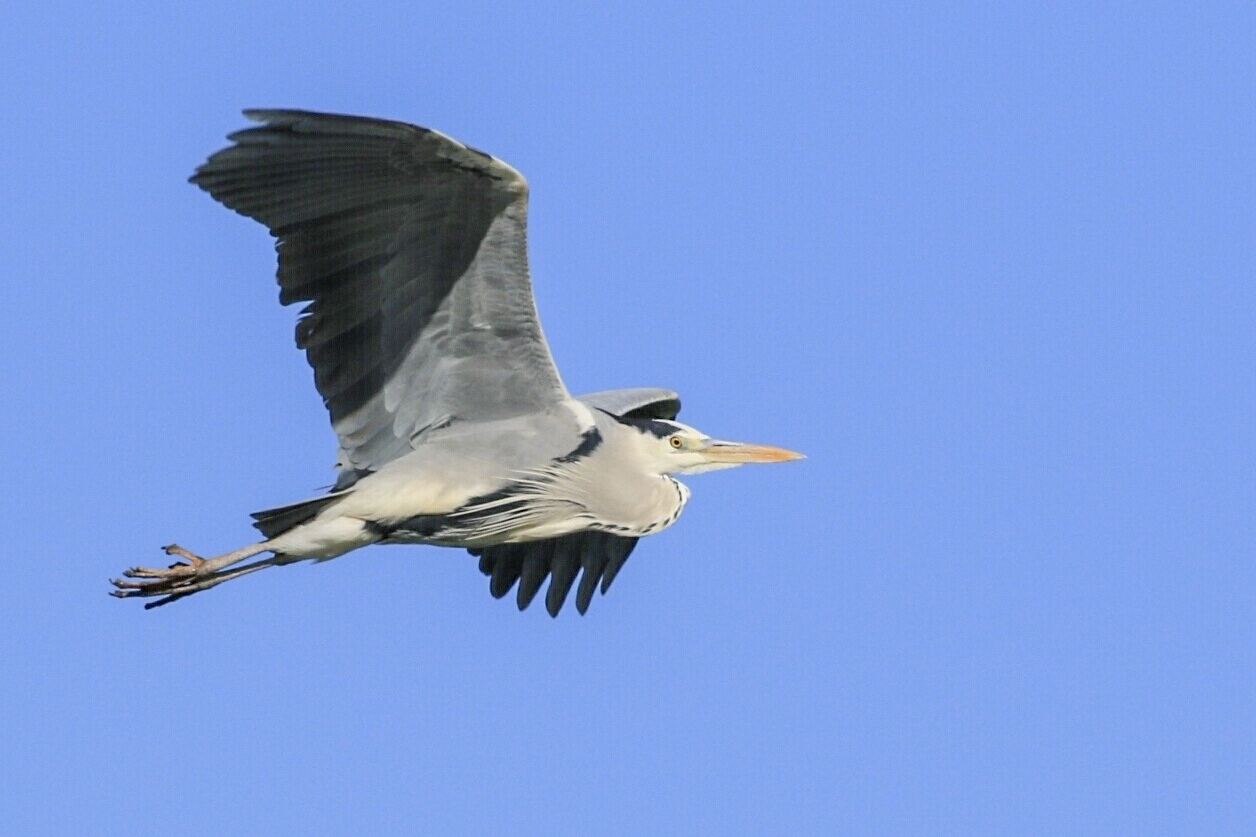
[112, 110, 802, 615]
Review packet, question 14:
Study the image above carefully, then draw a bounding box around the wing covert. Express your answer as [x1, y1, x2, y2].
[577, 388, 681, 420]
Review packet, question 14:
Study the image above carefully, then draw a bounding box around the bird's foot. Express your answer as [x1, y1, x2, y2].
[110, 545, 215, 607]
[110, 541, 272, 609]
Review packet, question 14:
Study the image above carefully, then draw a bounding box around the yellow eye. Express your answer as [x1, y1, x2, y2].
[669, 435, 684, 449]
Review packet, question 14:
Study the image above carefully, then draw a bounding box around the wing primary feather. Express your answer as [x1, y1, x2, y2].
[576, 543, 611, 615]
[489, 546, 524, 599]
[546, 539, 582, 617]
[517, 547, 550, 611]
[600, 536, 638, 594]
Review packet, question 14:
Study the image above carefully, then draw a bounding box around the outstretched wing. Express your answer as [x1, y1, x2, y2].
[191, 109, 569, 475]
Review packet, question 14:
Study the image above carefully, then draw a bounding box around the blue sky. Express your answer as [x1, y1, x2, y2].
[2, 2, 1252, 834]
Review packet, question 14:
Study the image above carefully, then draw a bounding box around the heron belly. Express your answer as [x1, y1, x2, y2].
[266, 515, 378, 560]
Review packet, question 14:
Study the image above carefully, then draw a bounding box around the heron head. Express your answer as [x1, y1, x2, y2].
[628, 419, 805, 475]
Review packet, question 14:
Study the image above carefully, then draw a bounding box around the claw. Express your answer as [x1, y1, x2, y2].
[111, 576, 182, 597]
[125, 567, 180, 579]
[162, 544, 206, 568]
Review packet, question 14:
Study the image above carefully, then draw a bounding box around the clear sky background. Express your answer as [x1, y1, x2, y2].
[1, 2, 1252, 834]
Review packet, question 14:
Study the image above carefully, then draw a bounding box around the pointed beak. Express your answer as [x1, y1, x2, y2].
[698, 440, 806, 464]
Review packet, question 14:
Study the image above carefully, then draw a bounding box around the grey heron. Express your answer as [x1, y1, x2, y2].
[112, 110, 803, 616]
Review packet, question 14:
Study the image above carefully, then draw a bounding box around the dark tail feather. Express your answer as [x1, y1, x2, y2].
[250, 491, 349, 538]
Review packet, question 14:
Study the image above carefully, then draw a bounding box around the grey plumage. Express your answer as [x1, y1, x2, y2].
[112, 110, 801, 615]
[190, 110, 565, 477]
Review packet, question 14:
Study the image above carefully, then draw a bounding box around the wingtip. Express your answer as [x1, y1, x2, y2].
[241, 108, 292, 123]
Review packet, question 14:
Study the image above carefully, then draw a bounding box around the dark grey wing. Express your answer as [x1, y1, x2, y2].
[473, 532, 638, 616]
[191, 109, 569, 474]
[577, 388, 681, 420]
